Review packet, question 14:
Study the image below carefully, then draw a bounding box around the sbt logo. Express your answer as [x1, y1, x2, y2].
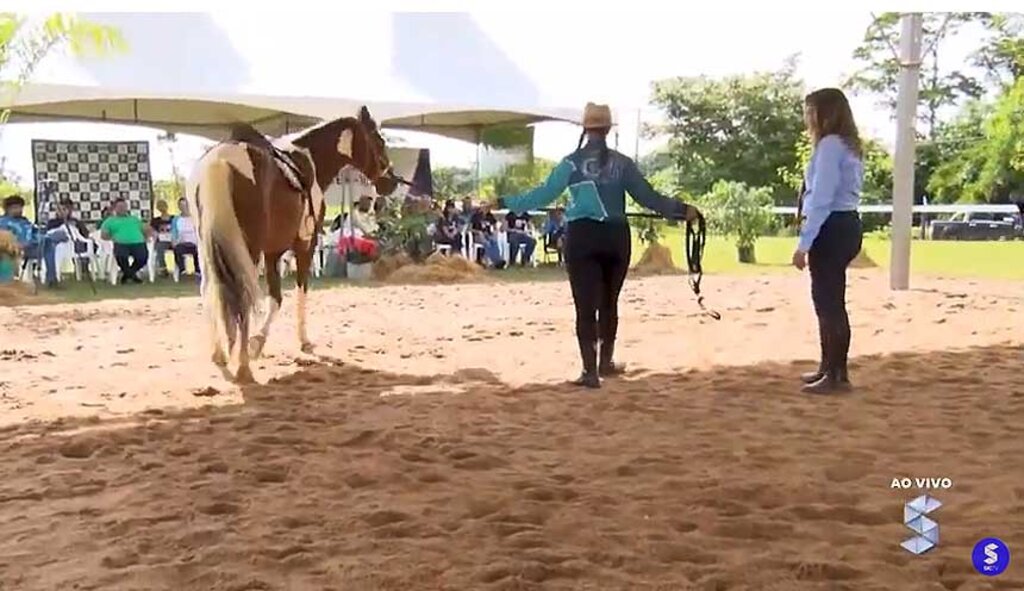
[890, 477, 953, 490]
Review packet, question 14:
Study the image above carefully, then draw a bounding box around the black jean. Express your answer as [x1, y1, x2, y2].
[565, 219, 631, 373]
[113, 243, 149, 281]
[173, 243, 201, 275]
[808, 212, 863, 379]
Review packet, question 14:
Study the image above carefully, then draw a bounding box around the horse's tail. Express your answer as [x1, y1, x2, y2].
[192, 147, 261, 357]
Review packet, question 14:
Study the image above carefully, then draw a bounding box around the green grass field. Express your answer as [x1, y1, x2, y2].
[647, 226, 1024, 281]
[9, 231, 1022, 306]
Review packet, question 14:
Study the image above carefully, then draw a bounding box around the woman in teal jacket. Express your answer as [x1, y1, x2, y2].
[497, 103, 696, 389]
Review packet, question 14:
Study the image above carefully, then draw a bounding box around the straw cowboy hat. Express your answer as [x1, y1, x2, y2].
[582, 102, 613, 130]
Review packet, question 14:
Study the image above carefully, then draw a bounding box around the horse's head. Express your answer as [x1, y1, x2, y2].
[351, 106, 399, 197]
[289, 106, 399, 196]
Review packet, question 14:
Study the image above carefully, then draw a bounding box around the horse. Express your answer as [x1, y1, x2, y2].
[188, 106, 400, 383]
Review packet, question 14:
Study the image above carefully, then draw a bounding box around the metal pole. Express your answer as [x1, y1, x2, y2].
[890, 12, 922, 291]
[475, 126, 483, 196]
[634, 108, 641, 161]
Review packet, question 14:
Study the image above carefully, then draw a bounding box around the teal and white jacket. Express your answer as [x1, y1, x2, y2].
[498, 138, 687, 223]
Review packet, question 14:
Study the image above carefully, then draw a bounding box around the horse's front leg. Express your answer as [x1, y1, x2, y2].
[294, 242, 315, 354]
[249, 251, 284, 359]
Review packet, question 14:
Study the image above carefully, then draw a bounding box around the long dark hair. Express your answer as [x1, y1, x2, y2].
[804, 88, 862, 158]
[576, 128, 611, 170]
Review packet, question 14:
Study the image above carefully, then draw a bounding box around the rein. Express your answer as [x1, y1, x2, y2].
[624, 210, 721, 321]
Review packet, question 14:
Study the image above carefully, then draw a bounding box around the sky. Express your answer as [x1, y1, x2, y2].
[0, 9, 990, 189]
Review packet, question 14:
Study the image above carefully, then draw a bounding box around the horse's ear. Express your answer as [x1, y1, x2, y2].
[359, 106, 371, 122]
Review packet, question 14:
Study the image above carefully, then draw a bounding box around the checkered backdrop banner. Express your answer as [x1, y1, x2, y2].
[31, 140, 154, 226]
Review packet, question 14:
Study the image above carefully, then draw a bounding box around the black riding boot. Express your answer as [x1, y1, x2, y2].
[598, 339, 626, 377]
[802, 325, 851, 394]
[572, 338, 600, 389]
[800, 322, 831, 384]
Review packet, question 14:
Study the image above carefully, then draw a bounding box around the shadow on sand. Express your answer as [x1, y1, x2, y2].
[0, 344, 1022, 590]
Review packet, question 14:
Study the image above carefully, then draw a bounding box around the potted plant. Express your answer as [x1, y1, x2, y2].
[0, 229, 20, 283]
[700, 180, 774, 264]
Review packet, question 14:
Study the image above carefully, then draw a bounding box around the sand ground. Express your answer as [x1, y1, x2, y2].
[0, 271, 1022, 590]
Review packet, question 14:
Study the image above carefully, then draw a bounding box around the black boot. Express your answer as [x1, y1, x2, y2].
[801, 322, 831, 383]
[598, 339, 626, 377]
[802, 332, 851, 395]
[571, 338, 601, 389]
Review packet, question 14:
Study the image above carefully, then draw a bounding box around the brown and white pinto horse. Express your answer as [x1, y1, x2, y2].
[188, 106, 398, 383]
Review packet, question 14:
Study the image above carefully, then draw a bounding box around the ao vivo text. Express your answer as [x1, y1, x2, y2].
[890, 477, 954, 489]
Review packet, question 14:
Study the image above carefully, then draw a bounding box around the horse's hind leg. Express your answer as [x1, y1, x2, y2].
[235, 308, 255, 384]
[294, 242, 315, 354]
[249, 252, 284, 359]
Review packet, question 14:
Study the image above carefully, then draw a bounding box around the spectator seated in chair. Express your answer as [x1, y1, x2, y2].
[42, 198, 92, 285]
[149, 199, 174, 277]
[338, 195, 380, 261]
[469, 202, 506, 269]
[459, 196, 477, 230]
[543, 206, 567, 262]
[434, 200, 464, 254]
[0, 194, 44, 282]
[171, 197, 200, 278]
[352, 194, 380, 237]
[100, 197, 153, 284]
[505, 209, 537, 266]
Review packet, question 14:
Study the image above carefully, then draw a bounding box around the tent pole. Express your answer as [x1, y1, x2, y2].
[634, 108, 641, 161]
[475, 126, 483, 197]
[890, 12, 922, 291]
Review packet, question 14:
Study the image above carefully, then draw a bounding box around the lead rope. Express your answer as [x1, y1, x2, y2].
[684, 208, 721, 320]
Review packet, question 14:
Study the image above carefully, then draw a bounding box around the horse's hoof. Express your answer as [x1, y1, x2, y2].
[235, 367, 256, 384]
[249, 335, 266, 359]
[300, 342, 315, 354]
[212, 350, 228, 367]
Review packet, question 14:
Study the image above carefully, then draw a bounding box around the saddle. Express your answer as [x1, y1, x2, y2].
[229, 123, 307, 193]
[229, 123, 320, 239]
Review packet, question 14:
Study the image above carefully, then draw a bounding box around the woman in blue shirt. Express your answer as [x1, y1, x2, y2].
[497, 103, 697, 389]
[792, 88, 864, 394]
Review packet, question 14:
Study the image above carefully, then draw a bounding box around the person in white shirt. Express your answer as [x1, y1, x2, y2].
[351, 194, 379, 237]
[171, 197, 200, 277]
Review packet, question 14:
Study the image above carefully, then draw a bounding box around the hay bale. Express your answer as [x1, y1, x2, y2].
[385, 253, 484, 284]
[372, 253, 414, 280]
[632, 242, 679, 276]
[849, 249, 877, 269]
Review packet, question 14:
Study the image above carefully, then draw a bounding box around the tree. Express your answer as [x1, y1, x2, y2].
[485, 158, 560, 202]
[648, 59, 805, 203]
[971, 13, 1024, 87]
[431, 166, 475, 202]
[155, 131, 185, 208]
[1, 13, 124, 124]
[847, 12, 987, 138]
[928, 79, 1024, 203]
[697, 180, 775, 263]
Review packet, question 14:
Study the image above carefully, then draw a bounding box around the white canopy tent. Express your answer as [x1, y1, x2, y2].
[2, 82, 580, 143]
[5, 12, 581, 142]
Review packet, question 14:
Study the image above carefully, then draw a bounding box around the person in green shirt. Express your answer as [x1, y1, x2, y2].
[100, 197, 153, 284]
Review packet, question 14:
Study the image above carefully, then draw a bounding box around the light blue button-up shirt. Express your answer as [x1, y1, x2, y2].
[798, 134, 863, 252]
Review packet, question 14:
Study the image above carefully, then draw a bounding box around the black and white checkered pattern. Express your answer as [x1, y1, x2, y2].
[31, 140, 154, 225]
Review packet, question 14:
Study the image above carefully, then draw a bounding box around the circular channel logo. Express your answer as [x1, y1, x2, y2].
[972, 537, 1010, 576]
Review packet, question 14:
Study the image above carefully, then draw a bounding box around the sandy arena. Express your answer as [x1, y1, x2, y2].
[0, 271, 1022, 590]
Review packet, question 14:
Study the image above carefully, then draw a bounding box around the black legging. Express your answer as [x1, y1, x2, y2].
[565, 219, 631, 373]
[808, 212, 863, 380]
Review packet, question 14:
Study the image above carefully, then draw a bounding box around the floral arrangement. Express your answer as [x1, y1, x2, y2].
[338, 236, 379, 265]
